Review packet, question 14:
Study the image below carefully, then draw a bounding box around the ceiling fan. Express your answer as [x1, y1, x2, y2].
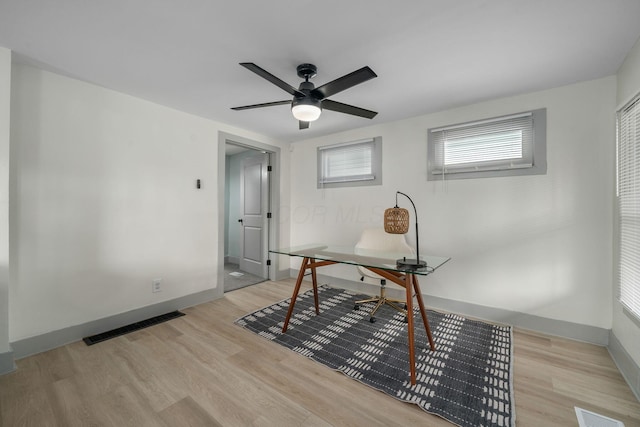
[231, 62, 378, 129]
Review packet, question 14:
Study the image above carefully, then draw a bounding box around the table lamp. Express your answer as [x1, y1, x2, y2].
[384, 191, 427, 270]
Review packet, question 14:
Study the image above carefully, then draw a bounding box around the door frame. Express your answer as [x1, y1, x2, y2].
[217, 131, 281, 297]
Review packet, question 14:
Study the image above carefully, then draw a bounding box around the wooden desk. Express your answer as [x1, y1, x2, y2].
[271, 245, 450, 386]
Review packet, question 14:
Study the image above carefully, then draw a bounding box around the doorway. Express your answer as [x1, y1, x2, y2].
[219, 133, 280, 293]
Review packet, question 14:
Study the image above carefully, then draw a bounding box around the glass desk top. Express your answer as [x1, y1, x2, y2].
[270, 244, 450, 276]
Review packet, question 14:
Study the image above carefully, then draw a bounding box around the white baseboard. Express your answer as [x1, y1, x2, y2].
[608, 332, 640, 401]
[0, 348, 15, 375]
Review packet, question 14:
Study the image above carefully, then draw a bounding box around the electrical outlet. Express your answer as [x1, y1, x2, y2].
[152, 279, 162, 293]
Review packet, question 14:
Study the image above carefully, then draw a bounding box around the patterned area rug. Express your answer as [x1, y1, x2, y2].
[235, 285, 515, 427]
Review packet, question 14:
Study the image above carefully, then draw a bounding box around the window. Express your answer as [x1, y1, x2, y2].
[617, 94, 640, 321]
[427, 109, 546, 180]
[317, 137, 382, 188]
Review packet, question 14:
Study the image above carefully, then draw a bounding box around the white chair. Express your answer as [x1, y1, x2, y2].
[354, 228, 414, 323]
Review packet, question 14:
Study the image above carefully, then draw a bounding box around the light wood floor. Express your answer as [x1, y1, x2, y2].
[1, 279, 639, 426]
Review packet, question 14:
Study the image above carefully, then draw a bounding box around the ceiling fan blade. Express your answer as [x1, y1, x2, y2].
[321, 99, 378, 119]
[231, 100, 291, 111]
[240, 63, 305, 97]
[299, 120, 309, 130]
[311, 66, 377, 99]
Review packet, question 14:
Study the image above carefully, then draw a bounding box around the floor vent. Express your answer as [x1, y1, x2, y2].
[83, 311, 185, 346]
[575, 407, 625, 427]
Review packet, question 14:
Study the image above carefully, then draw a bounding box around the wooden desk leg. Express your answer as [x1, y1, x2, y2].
[282, 257, 309, 333]
[405, 272, 416, 385]
[310, 258, 320, 315]
[412, 275, 436, 351]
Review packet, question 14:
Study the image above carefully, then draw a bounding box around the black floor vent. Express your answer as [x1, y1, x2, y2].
[82, 310, 185, 346]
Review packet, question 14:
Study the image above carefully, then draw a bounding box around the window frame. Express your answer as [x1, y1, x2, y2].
[317, 137, 382, 189]
[427, 108, 547, 181]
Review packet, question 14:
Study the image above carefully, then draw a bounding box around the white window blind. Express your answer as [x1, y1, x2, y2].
[319, 139, 376, 184]
[617, 94, 640, 320]
[430, 112, 534, 175]
[320, 141, 375, 182]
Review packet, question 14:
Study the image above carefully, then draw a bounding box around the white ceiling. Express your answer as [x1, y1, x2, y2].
[1, 0, 639, 142]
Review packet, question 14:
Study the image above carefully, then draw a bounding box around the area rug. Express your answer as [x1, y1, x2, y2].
[235, 285, 514, 427]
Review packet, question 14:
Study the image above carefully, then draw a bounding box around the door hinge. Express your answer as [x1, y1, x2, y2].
[267, 212, 272, 219]
[266, 259, 271, 266]
[267, 165, 272, 172]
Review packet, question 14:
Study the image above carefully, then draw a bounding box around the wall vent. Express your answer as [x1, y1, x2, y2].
[575, 407, 624, 427]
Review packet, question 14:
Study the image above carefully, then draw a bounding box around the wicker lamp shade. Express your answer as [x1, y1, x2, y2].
[384, 207, 410, 234]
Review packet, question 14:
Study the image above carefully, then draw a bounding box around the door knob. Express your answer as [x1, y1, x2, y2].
[238, 219, 243, 224]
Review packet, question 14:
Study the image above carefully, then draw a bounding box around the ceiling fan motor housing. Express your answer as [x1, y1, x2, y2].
[297, 80, 316, 93]
[293, 78, 321, 116]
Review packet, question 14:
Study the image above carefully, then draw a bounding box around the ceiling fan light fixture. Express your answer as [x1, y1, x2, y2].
[291, 97, 322, 122]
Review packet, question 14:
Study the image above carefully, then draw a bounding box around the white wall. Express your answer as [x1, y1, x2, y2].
[614, 36, 640, 367]
[8, 64, 282, 341]
[0, 48, 10, 354]
[289, 76, 616, 329]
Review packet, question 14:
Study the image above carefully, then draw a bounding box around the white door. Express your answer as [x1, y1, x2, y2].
[239, 154, 269, 277]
